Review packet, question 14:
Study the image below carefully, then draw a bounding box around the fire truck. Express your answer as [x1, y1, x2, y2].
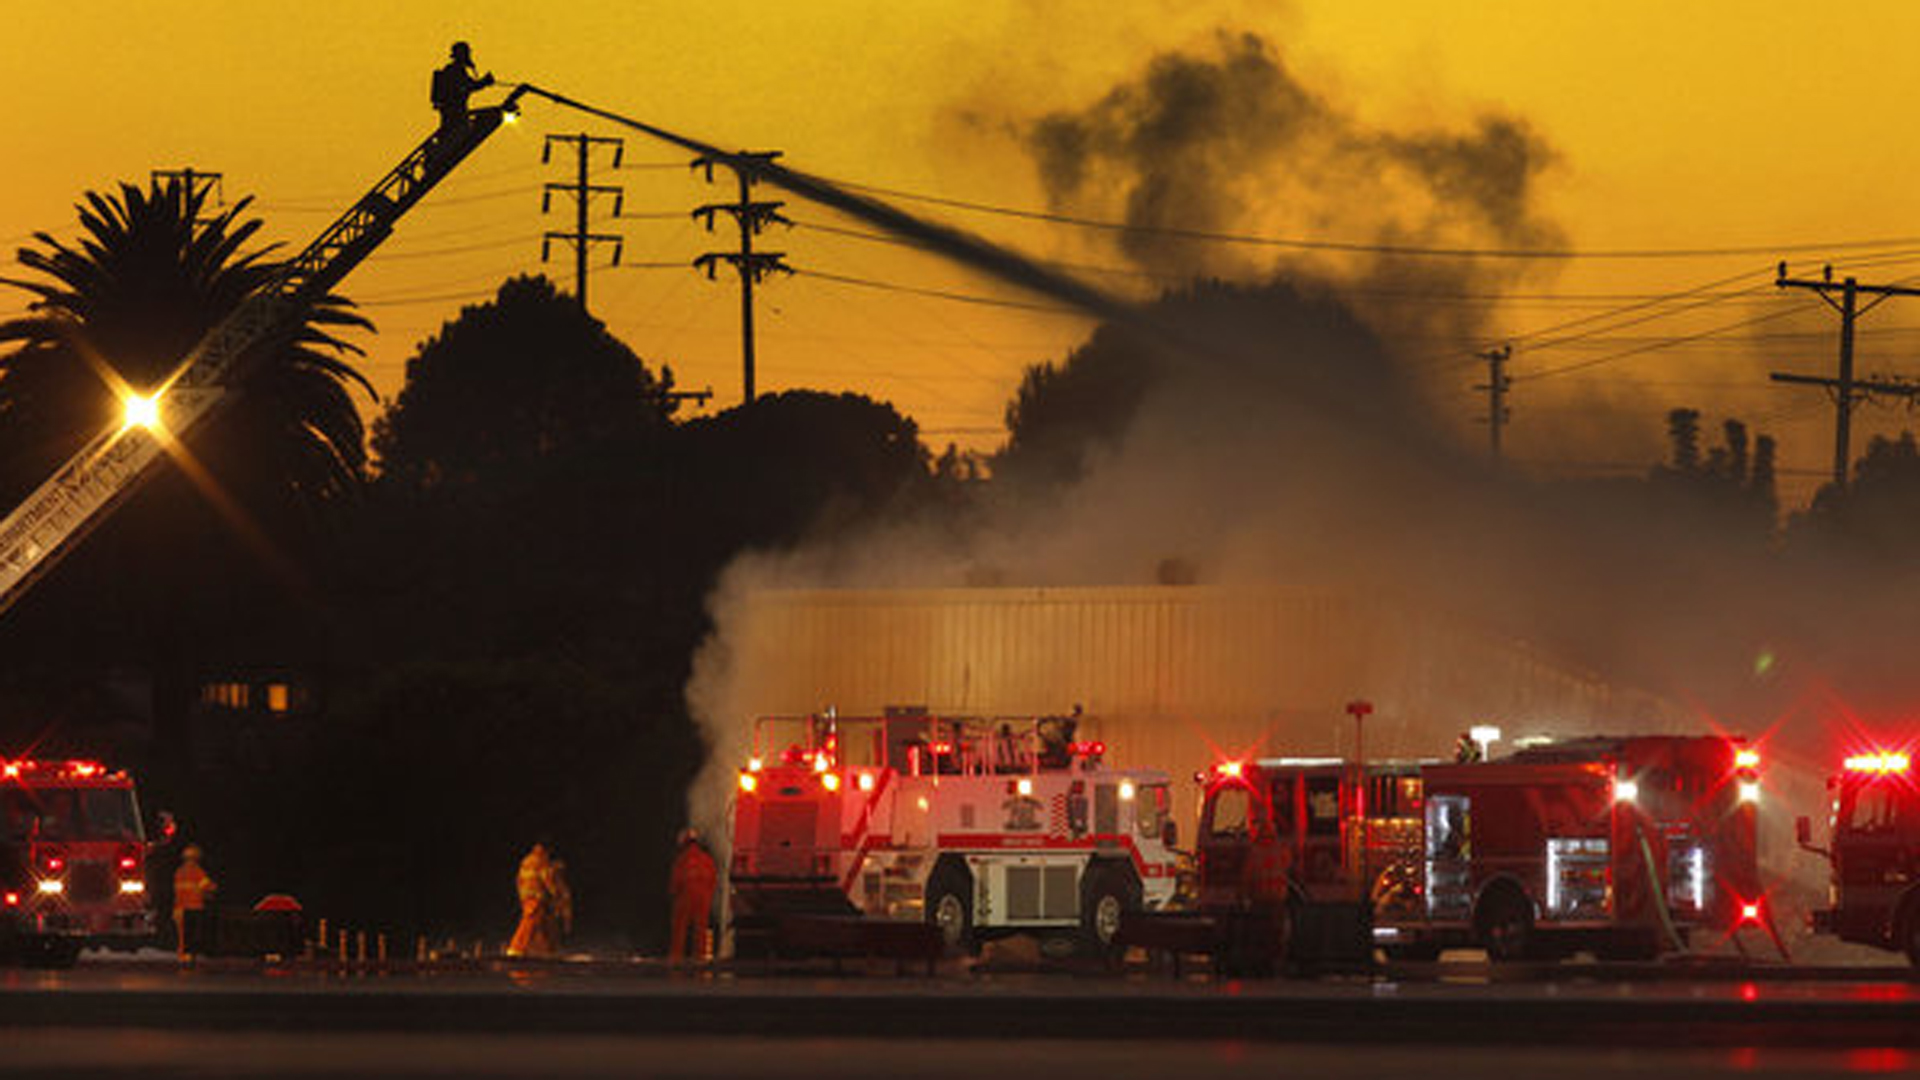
[729, 710, 1181, 955]
[1797, 749, 1920, 965]
[1, 756, 165, 966]
[1138, 733, 1764, 970]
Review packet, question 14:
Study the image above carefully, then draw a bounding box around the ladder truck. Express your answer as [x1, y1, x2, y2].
[1, 755, 168, 967]
[0, 90, 527, 616]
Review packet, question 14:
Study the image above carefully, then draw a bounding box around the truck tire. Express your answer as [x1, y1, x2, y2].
[21, 937, 80, 969]
[1476, 888, 1534, 962]
[1079, 863, 1139, 956]
[924, 862, 976, 956]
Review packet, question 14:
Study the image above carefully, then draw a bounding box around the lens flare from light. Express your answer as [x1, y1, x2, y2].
[123, 393, 161, 431]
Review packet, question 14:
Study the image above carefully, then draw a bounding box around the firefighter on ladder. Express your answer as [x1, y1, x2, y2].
[172, 844, 217, 958]
[667, 827, 717, 965]
[431, 41, 495, 139]
[507, 839, 558, 959]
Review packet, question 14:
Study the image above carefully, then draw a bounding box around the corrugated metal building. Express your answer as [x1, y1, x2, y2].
[708, 585, 1684, 830]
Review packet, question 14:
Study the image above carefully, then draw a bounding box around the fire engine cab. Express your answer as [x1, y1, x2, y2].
[730, 710, 1180, 954]
[1, 756, 162, 966]
[1798, 749, 1920, 965]
[1179, 734, 1763, 966]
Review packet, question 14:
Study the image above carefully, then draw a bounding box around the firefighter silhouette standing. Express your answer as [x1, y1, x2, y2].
[667, 828, 717, 964]
[507, 840, 558, 958]
[431, 41, 495, 137]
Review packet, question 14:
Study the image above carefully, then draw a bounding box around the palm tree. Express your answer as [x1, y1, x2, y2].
[0, 178, 374, 514]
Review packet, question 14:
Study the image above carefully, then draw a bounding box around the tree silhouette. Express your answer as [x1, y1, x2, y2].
[1789, 432, 1920, 565]
[372, 274, 676, 495]
[0, 179, 373, 510]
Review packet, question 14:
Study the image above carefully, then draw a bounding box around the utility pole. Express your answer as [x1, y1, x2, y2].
[150, 168, 223, 224]
[542, 134, 625, 312]
[693, 150, 791, 404]
[1773, 263, 1920, 490]
[1474, 344, 1511, 464]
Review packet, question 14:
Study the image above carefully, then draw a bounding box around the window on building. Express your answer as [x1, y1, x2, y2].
[200, 682, 250, 709]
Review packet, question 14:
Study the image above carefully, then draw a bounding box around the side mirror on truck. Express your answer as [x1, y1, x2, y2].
[1795, 814, 1828, 858]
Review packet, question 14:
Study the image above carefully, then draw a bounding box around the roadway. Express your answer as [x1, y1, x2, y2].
[0, 953, 1915, 1078]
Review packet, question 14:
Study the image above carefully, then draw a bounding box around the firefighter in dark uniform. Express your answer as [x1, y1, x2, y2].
[431, 41, 495, 138]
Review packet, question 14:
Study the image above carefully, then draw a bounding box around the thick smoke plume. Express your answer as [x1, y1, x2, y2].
[1025, 32, 1562, 281]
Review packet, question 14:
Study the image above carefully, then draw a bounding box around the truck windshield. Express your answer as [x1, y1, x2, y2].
[1, 786, 143, 842]
[1843, 781, 1908, 833]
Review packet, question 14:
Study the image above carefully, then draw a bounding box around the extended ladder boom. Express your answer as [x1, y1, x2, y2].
[0, 95, 524, 616]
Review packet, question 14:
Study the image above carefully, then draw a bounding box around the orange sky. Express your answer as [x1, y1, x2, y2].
[8, 1, 1920, 506]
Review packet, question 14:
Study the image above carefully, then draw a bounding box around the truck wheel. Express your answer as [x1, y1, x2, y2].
[1477, 890, 1533, 962]
[1079, 864, 1138, 956]
[22, 938, 80, 969]
[924, 864, 976, 956]
[1384, 942, 1441, 963]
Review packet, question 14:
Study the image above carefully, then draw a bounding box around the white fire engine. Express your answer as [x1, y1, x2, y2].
[729, 709, 1180, 953]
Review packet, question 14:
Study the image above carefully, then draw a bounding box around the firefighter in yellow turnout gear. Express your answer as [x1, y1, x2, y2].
[507, 840, 561, 958]
[172, 844, 217, 958]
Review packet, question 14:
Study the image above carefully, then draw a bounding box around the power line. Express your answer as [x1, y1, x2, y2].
[825, 177, 1920, 261]
[1513, 304, 1813, 383]
[793, 267, 1082, 314]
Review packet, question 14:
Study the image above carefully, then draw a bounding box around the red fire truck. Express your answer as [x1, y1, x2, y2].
[1146, 734, 1764, 970]
[1797, 749, 1920, 965]
[1, 756, 164, 966]
[729, 710, 1181, 955]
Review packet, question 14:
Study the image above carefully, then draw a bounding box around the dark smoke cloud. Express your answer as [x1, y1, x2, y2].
[1025, 32, 1563, 277]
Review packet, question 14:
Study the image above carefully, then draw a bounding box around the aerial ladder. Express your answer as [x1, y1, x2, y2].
[0, 89, 528, 616]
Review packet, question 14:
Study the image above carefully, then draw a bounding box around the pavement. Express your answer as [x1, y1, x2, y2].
[1, 952, 1916, 1048]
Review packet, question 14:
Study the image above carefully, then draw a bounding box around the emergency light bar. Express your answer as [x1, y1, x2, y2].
[1734, 748, 1761, 770]
[1844, 752, 1911, 775]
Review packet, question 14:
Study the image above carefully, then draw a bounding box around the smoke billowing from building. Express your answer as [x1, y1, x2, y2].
[682, 28, 1912, 937]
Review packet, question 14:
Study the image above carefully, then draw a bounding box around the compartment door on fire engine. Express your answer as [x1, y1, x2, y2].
[1426, 794, 1472, 920]
[1301, 774, 1345, 892]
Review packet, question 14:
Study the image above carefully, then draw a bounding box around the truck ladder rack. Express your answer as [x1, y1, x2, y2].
[0, 93, 525, 616]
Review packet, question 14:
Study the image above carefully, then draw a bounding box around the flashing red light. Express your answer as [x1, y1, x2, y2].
[928, 742, 953, 755]
[2, 892, 16, 908]
[118, 855, 138, 871]
[1739, 901, 1762, 924]
[1733, 748, 1760, 770]
[71, 762, 100, 778]
[42, 855, 63, 874]
[1845, 752, 1911, 774]
[1218, 760, 1244, 779]
[1, 762, 17, 778]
